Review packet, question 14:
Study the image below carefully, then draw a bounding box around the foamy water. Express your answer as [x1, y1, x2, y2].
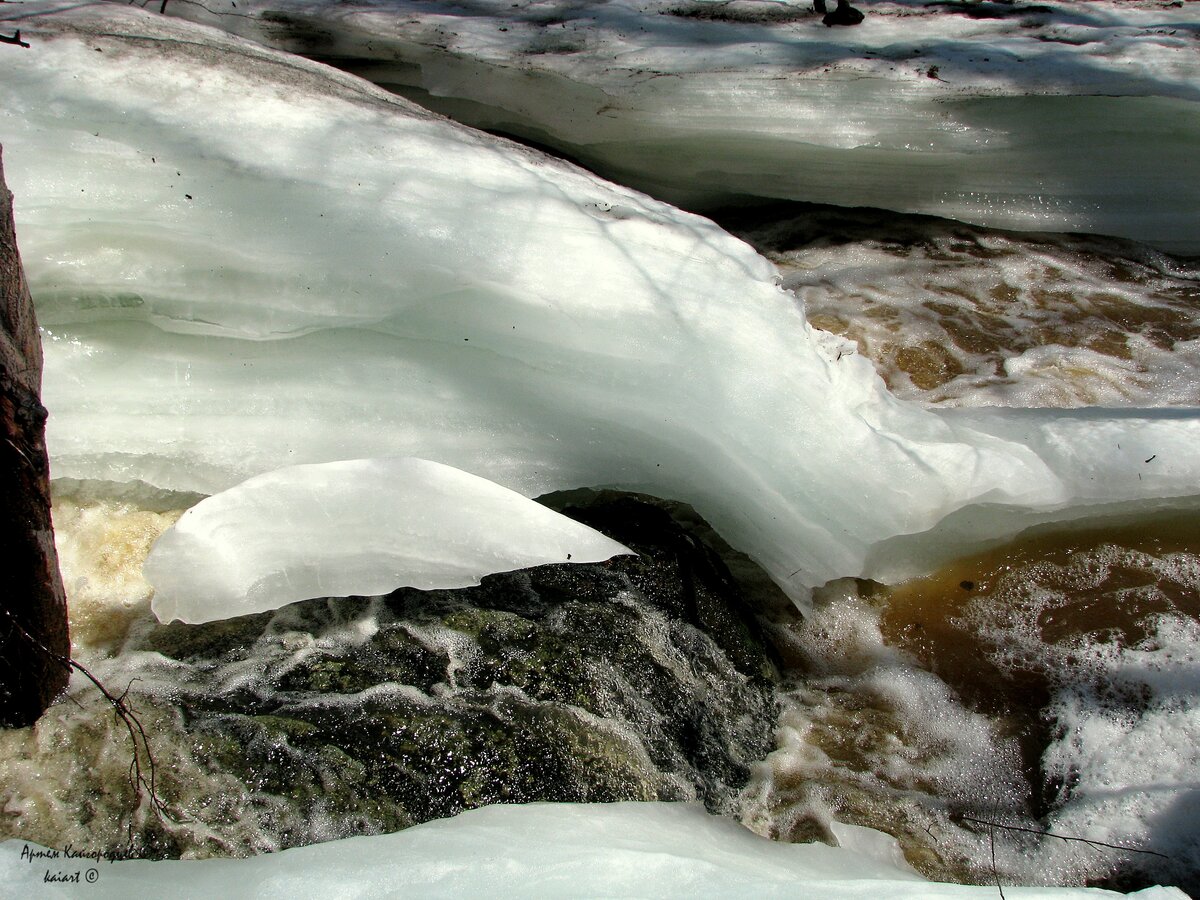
[729, 209, 1200, 408]
[739, 514, 1200, 894]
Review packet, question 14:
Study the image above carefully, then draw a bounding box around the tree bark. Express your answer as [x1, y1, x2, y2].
[0, 144, 71, 727]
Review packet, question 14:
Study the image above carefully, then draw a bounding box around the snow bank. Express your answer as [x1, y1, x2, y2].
[0, 802, 1186, 898]
[2, 2, 1199, 608]
[146, 0, 1200, 251]
[144, 458, 632, 624]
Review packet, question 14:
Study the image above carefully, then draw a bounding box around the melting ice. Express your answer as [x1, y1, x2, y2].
[3, 2, 1199, 604]
[2, 802, 1183, 899]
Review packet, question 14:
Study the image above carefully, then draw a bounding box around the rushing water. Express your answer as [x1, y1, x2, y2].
[725, 204, 1200, 409]
[741, 514, 1200, 895]
[731, 208, 1200, 895]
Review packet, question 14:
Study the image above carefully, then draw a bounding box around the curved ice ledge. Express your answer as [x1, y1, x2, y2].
[3, 5, 1199, 614]
[144, 458, 633, 625]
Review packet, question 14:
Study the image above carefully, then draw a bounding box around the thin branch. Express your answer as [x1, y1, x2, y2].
[957, 815, 1170, 860]
[989, 803, 1006, 900]
[0, 605, 172, 820]
[5, 435, 34, 467]
[1, 30, 30, 48]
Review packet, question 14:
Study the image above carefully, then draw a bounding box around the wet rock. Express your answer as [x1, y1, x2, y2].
[124, 492, 785, 851]
[821, 1, 865, 28]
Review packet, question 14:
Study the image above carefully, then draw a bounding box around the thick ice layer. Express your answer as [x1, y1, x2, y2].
[143, 0, 1200, 251]
[864, 406, 1200, 581]
[0, 802, 1185, 898]
[144, 458, 633, 624]
[3, 3, 1200, 605]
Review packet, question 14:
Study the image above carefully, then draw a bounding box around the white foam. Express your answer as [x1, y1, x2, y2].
[51, 495, 184, 648]
[947, 545, 1200, 884]
[769, 227, 1200, 409]
[740, 580, 1034, 884]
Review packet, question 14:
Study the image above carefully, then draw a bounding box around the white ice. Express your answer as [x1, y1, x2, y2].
[2, 2, 1199, 610]
[144, 458, 633, 624]
[143, 0, 1200, 252]
[0, 802, 1186, 899]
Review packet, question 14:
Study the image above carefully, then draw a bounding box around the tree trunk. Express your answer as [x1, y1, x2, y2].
[0, 144, 71, 727]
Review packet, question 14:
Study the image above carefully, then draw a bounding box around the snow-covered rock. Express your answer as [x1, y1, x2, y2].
[1, 2, 1199, 608]
[144, 458, 633, 624]
[144, 0, 1200, 252]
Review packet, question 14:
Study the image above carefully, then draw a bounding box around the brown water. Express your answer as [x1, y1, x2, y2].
[726, 208, 1200, 408]
[743, 513, 1200, 893]
[882, 514, 1200, 717]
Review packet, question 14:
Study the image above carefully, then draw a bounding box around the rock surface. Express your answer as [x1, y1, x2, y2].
[98, 493, 785, 855]
[0, 145, 69, 727]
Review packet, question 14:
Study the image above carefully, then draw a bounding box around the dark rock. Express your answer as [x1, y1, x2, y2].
[823, 1, 865, 27]
[666, 2, 812, 24]
[124, 492, 788, 849]
[0, 144, 71, 728]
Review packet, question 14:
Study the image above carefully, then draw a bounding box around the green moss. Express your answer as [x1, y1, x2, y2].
[140, 610, 274, 662]
[249, 714, 319, 740]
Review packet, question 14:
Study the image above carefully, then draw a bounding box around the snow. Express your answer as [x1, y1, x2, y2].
[144, 458, 633, 624]
[2, 2, 1199, 610]
[142, 0, 1200, 252]
[0, 801, 1187, 898]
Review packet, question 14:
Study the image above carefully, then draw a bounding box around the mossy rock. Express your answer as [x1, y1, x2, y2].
[123, 492, 786, 853]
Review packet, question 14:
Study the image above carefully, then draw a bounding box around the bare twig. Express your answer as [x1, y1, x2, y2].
[989, 803, 1007, 900]
[0, 605, 172, 820]
[4, 435, 34, 467]
[957, 815, 1170, 860]
[1, 30, 30, 48]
